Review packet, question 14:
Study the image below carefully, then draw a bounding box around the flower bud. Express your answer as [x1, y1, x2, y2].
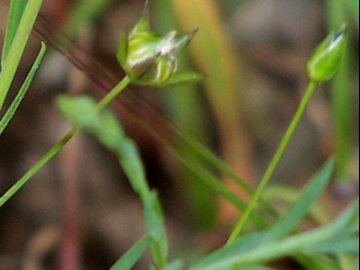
[307, 26, 347, 83]
[117, 1, 202, 87]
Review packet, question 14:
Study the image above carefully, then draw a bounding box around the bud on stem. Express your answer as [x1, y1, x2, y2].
[307, 26, 347, 83]
[117, 1, 202, 87]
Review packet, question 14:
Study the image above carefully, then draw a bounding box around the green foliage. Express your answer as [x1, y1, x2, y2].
[191, 161, 358, 269]
[0, 43, 46, 136]
[0, 0, 47, 206]
[327, 0, 357, 180]
[57, 95, 169, 269]
[0, 75, 129, 207]
[0, 0, 44, 110]
[57, 94, 359, 269]
[110, 236, 151, 270]
[145, 191, 169, 268]
[265, 159, 335, 241]
[1, 2, 357, 270]
[1, 0, 27, 68]
[191, 197, 358, 270]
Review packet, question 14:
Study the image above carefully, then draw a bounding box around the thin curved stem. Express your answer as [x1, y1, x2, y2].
[96, 75, 131, 110]
[227, 81, 318, 245]
[0, 127, 78, 206]
[0, 43, 47, 136]
[0, 76, 131, 207]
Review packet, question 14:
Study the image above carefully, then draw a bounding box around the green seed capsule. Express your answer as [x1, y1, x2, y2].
[307, 26, 347, 83]
[117, 2, 202, 87]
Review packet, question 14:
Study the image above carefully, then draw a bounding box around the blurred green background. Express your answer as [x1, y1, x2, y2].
[0, 0, 358, 269]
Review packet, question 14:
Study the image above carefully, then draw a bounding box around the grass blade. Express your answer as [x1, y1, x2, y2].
[0, 0, 44, 110]
[265, 158, 335, 241]
[1, 0, 27, 68]
[0, 43, 46, 136]
[294, 253, 340, 270]
[327, 0, 356, 180]
[192, 199, 359, 270]
[304, 233, 359, 254]
[191, 227, 335, 270]
[331, 197, 359, 231]
[110, 236, 151, 270]
[144, 191, 168, 269]
[193, 232, 267, 268]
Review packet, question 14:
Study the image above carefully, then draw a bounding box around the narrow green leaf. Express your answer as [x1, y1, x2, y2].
[0, 0, 43, 110]
[193, 232, 267, 268]
[57, 96, 150, 199]
[327, 0, 356, 180]
[118, 139, 150, 201]
[191, 226, 336, 270]
[144, 191, 166, 243]
[192, 205, 358, 270]
[2, 0, 27, 68]
[144, 191, 168, 269]
[304, 233, 359, 254]
[110, 236, 151, 270]
[56, 96, 99, 126]
[265, 158, 335, 241]
[57, 97, 169, 268]
[56, 95, 125, 151]
[294, 253, 340, 270]
[0, 43, 46, 136]
[331, 197, 359, 231]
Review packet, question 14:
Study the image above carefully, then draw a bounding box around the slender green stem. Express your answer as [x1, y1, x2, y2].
[0, 127, 78, 206]
[0, 0, 44, 111]
[227, 81, 318, 245]
[0, 43, 47, 136]
[0, 76, 131, 207]
[96, 76, 131, 110]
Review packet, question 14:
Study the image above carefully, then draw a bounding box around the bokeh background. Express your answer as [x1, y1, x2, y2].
[0, 0, 358, 269]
